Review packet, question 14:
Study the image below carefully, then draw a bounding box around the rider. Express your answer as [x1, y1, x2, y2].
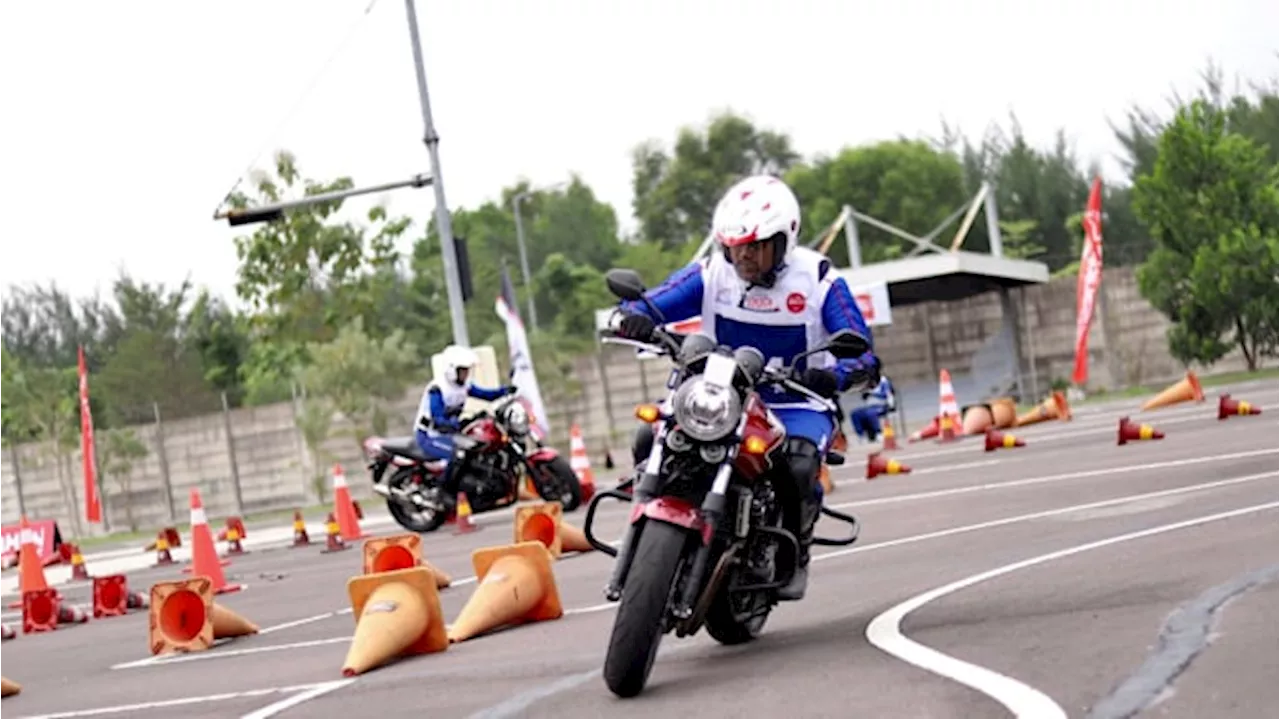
[412, 344, 518, 509]
[612, 174, 881, 602]
[848, 374, 896, 442]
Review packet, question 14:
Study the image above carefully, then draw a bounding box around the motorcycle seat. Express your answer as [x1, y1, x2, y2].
[380, 436, 429, 460]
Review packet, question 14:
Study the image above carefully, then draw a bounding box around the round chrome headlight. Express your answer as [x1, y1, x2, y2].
[672, 377, 741, 442]
[504, 402, 530, 435]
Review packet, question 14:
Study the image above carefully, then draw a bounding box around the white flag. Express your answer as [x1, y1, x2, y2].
[495, 268, 551, 440]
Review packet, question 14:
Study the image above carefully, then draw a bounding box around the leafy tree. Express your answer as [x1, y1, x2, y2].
[98, 428, 149, 531]
[1132, 98, 1280, 369]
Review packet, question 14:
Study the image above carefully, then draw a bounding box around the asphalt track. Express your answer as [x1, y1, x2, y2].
[2, 380, 1277, 719]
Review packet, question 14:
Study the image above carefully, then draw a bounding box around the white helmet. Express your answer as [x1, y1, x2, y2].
[440, 344, 478, 390]
[711, 174, 802, 281]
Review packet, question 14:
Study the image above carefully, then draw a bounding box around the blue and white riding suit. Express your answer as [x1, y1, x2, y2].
[618, 246, 881, 501]
[413, 379, 513, 471]
[849, 375, 896, 441]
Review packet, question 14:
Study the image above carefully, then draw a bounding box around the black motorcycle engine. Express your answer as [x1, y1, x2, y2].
[466, 454, 513, 509]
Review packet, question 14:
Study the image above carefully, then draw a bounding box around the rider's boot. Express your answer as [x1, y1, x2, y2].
[778, 438, 822, 602]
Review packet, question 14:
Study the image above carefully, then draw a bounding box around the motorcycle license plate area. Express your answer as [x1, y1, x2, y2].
[703, 353, 736, 388]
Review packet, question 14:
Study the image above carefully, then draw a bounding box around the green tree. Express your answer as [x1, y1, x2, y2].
[1132, 98, 1280, 369]
[98, 428, 149, 531]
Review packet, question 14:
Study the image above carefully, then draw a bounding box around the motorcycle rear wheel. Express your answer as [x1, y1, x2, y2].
[535, 455, 583, 512]
[602, 520, 687, 698]
[383, 469, 448, 533]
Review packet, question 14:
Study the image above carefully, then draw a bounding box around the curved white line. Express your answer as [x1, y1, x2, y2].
[865, 501, 1278, 719]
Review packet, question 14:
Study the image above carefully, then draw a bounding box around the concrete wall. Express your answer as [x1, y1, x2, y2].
[2, 265, 1266, 537]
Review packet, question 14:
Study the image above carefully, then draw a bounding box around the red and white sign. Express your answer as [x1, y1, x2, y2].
[1, 519, 63, 565]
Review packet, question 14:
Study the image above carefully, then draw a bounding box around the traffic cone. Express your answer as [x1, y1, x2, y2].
[984, 428, 1025, 452]
[881, 418, 899, 450]
[558, 522, 594, 553]
[831, 426, 849, 453]
[221, 517, 248, 555]
[185, 488, 242, 594]
[989, 397, 1018, 428]
[330, 465, 365, 542]
[321, 513, 349, 554]
[909, 416, 940, 443]
[447, 542, 564, 643]
[2, 677, 20, 698]
[22, 588, 60, 634]
[961, 404, 995, 435]
[818, 465, 835, 495]
[341, 566, 449, 677]
[1141, 370, 1204, 411]
[153, 530, 175, 566]
[93, 575, 130, 618]
[364, 533, 458, 591]
[69, 543, 90, 581]
[454, 492, 478, 535]
[517, 477, 540, 501]
[144, 527, 182, 552]
[148, 576, 258, 656]
[1218, 394, 1262, 420]
[291, 510, 310, 547]
[1118, 416, 1164, 446]
[866, 452, 911, 480]
[936, 370, 962, 441]
[57, 604, 88, 625]
[14, 516, 51, 596]
[569, 424, 597, 502]
[514, 502, 564, 558]
[1015, 390, 1072, 427]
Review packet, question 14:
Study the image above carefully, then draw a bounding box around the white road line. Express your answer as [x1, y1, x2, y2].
[111, 636, 351, 670]
[825, 448, 1279, 511]
[864, 501, 1279, 719]
[259, 611, 339, 635]
[11, 681, 352, 719]
[239, 679, 356, 719]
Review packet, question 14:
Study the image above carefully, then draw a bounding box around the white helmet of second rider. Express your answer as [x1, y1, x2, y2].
[440, 344, 478, 390]
[711, 174, 803, 266]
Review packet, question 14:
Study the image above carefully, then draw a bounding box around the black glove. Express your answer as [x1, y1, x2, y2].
[503, 385, 520, 396]
[618, 313, 657, 341]
[799, 367, 840, 399]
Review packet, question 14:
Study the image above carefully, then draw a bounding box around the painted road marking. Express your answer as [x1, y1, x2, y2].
[239, 679, 356, 719]
[864, 501, 1279, 719]
[12, 681, 357, 719]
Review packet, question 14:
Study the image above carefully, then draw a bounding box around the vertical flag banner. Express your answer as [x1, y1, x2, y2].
[77, 346, 102, 523]
[1072, 177, 1104, 386]
[495, 264, 551, 440]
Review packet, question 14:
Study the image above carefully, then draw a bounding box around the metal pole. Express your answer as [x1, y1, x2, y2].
[511, 192, 539, 332]
[404, 0, 469, 346]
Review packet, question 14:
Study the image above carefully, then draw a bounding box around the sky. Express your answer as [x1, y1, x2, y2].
[1, 0, 1276, 310]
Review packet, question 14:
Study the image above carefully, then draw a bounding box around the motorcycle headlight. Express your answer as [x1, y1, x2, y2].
[672, 377, 741, 442]
[504, 403, 530, 435]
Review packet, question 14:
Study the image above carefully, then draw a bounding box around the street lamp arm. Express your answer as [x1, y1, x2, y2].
[214, 173, 434, 226]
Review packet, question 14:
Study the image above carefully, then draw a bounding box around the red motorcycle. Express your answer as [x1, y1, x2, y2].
[583, 269, 866, 698]
[364, 394, 582, 533]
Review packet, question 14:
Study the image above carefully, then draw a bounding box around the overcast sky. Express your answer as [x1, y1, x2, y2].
[1, 0, 1275, 309]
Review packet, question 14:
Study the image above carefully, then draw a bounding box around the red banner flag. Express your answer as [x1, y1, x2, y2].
[1072, 177, 1104, 386]
[77, 346, 102, 523]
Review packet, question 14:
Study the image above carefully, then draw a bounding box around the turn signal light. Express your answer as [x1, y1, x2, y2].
[743, 436, 768, 455]
[635, 404, 661, 423]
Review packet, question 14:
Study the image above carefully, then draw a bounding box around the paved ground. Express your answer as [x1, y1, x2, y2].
[1, 380, 1276, 719]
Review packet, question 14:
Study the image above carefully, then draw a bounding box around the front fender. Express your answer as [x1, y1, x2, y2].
[629, 496, 713, 545]
[528, 447, 561, 464]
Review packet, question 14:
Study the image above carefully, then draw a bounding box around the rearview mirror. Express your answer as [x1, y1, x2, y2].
[605, 269, 647, 301]
[825, 330, 870, 359]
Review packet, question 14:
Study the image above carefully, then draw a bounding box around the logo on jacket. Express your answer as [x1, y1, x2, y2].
[786, 292, 806, 313]
[739, 293, 778, 313]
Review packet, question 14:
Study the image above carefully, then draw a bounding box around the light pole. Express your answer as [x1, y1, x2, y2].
[511, 181, 566, 333]
[404, 0, 469, 346]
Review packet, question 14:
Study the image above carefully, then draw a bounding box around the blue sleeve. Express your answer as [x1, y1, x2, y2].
[467, 384, 508, 401]
[428, 387, 460, 431]
[618, 261, 705, 323]
[821, 277, 880, 391]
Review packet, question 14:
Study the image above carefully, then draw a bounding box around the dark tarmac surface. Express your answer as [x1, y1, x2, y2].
[1, 380, 1276, 718]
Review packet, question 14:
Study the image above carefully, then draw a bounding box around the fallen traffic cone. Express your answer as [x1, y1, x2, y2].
[321, 513, 349, 554]
[22, 588, 60, 634]
[454, 492, 478, 535]
[185, 488, 242, 594]
[153, 530, 175, 566]
[342, 566, 448, 676]
[1218, 394, 1262, 420]
[148, 576, 258, 656]
[69, 543, 91, 581]
[57, 604, 88, 625]
[881, 418, 899, 450]
[514, 502, 563, 558]
[866, 452, 911, 480]
[93, 574, 130, 618]
[291, 510, 310, 547]
[984, 428, 1025, 452]
[909, 416, 940, 443]
[1015, 390, 1072, 427]
[331, 465, 365, 542]
[989, 397, 1018, 429]
[1118, 416, 1164, 446]
[1, 677, 20, 698]
[558, 522, 594, 553]
[447, 541, 564, 643]
[1141, 370, 1204, 411]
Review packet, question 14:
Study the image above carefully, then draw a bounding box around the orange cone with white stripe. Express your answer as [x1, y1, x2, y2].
[331, 465, 365, 542]
[186, 488, 242, 595]
[936, 370, 962, 442]
[568, 424, 596, 502]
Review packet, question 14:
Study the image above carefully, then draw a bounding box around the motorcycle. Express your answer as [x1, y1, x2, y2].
[363, 393, 583, 533]
[582, 268, 866, 698]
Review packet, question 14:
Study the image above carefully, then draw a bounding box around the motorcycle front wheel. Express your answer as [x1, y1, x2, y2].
[602, 520, 688, 698]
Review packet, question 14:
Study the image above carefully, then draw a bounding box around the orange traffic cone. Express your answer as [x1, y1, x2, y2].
[321, 513, 349, 554]
[186, 488, 242, 594]
[558, 522, 594, 553]
[291, 510, 310, 547]
[331, 465, 365, 542]
[220, 517, 248, 555]
[881, 418, 899, 450]
[909, 416, 940, 443]
[866, 452, 911, 479]
[2, 677, 20, 698]
[1015, 390, 1072, 427]
[152, 530, 176, 566]
[14, 517, 51, 596]
[447, 542, 563, 643]
[148, 577, 258, 656]
[454, 492, 478, 535]
[22, 588, 60, 634]
[818, 465, 835, 495]
[1141, 371, 1204, 411]
[989, 397, 1018, 429]
[93, 575, 130, 618]
[1118, 416, 1164, 445]
[514, 503, 563, 558]
[342, 566, 449, 676]
[984, 428, 1025, 452]
[568, 424, 597, 502]
[936, 370, 961, 441]
[1218, 394, 1262, 420]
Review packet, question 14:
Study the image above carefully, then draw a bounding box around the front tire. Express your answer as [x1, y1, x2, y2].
[603, 520, 688, 698]
[536, 455, 583, 512]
